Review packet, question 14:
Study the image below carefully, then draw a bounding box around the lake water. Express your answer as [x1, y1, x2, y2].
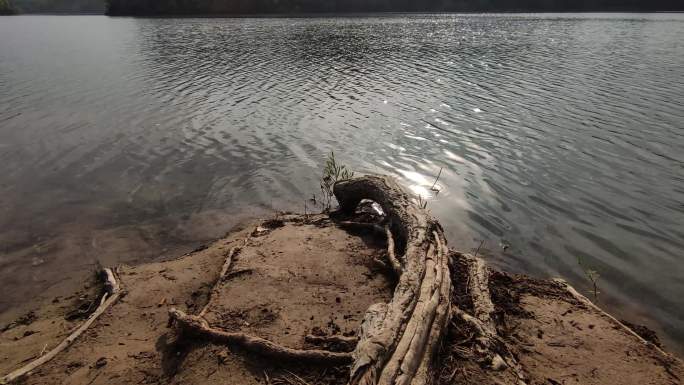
[0, 14, 682, 352]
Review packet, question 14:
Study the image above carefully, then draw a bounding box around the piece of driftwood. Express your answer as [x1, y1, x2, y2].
[334, 176, 453, 385]
[1, 268, 122, 384]
[169, 308, 352, 364]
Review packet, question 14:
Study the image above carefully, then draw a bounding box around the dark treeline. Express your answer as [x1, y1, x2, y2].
[6, 0, 103, 13]
[0, 0, 18, 14]
[106, 0, 684, 15]
[4, 0, 682, 15]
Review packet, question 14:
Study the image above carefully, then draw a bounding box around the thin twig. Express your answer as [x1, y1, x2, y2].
[285, 370, 312, 385]
[474, 240, 485, 257]
[430, 167, 443, 191]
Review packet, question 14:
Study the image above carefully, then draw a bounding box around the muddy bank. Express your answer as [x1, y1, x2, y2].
[0, 177, 682, 385]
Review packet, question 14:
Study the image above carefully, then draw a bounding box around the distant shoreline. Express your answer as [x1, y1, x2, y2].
[7, 10, 684, 16]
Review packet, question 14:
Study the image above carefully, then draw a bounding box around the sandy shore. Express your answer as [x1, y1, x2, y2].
[0, 211, 681, 385]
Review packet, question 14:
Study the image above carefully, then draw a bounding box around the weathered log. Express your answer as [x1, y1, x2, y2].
[169, 308, 352, 364]
[1, 268, 122, 384]
[333, 176, 452, 385]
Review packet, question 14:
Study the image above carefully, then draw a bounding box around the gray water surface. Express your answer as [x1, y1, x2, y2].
[1, 14, 683, 352]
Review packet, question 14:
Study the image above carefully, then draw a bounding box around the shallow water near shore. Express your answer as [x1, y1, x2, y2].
[0, 13, 683, 353]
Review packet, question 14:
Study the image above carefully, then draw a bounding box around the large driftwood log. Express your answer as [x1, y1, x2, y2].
[334, 176, 452, 385]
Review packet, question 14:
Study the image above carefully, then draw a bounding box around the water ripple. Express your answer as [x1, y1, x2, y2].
[0, 13, 683, 352]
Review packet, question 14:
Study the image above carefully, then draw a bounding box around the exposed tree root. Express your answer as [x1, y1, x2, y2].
[198, 243, 245, 318]
[337, 221, 386, 236]
[336, 220, 401, 277]
[305, 335, 359, 345]
[334, 176, 452, 385]
[170, 220, 353, 367]
[168, 308, 353, 364]
[449, 253, 527, 383]
[1, 268, 122, 384]
[305, 335, 359, 352]
[461, 254, 495, 329]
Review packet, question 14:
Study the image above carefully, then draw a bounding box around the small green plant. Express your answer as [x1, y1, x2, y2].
[416, 195, 428, 209]
[577, 256, 600, 300]
[33, 243, 48, 254]
[320, 151, 354, 211]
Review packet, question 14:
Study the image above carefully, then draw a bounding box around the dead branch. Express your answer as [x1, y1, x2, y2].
[1, 268, 122, 384]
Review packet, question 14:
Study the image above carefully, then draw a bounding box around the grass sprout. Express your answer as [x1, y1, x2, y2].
[577, 256, 601, 301]
[320, 151, 354, 211]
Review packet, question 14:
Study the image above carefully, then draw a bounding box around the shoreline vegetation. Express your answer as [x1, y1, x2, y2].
[0, 0, 18, 14]
[1, 0, 103, 14]
[1, 174, 682, 384]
